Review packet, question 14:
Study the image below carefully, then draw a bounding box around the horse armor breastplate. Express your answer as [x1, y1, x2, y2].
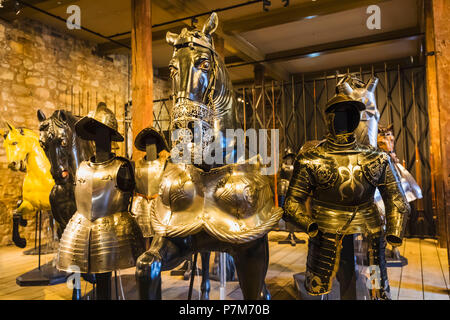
[152, 156, 283, 244]
[75, 158, 131, 221]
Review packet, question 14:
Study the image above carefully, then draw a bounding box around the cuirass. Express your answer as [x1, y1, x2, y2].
[75, 158, 131, 221]
[134, 158, 166, 196]
[152, 157, 283, 243]
[305, 148, 386, 206]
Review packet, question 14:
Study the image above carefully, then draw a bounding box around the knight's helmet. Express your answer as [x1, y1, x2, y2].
[324, 91, 365, 145]
[336, 75, 379, 147]
[75, 102, 124, 142]
[134, 127, 169, 154]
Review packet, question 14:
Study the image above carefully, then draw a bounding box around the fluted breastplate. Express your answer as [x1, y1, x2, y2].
[135, 158, 165, 196]
[75, 158, 131, 221]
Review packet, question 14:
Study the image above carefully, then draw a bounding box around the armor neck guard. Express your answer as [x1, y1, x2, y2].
[325, 134, 356, 151]
[89, 153, 115, 166]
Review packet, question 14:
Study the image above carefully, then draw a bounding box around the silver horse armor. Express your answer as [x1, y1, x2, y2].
[152, 156, 283, 244]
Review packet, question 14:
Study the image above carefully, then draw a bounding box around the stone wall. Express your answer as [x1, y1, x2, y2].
[0, 18, 170, 247]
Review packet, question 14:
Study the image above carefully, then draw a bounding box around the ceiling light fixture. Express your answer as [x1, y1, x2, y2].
[15, 1, 22, 15]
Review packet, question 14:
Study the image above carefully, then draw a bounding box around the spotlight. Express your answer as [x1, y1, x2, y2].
[15, 1, 22, 15]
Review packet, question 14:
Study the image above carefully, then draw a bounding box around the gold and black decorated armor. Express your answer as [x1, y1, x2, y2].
[131, 157, 166, 237]
[284, 92, 410, 298]
[151, 156, 283, 244]
[57, 156, 145, 273]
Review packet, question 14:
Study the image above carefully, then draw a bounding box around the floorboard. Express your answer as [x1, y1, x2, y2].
[0, 232, 448, 300]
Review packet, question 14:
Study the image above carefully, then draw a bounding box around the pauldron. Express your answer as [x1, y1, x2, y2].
[300, 148, 339, 190]
[358, 149, 389, 187]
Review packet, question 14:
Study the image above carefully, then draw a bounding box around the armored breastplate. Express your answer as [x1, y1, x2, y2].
[75, 157, 131, 221]
[151, 157, 283, 243]
[309, 150, 383, 206]
[135, 158, 165, 197]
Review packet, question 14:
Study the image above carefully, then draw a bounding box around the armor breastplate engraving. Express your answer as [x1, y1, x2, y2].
[75, 158, 131, 221]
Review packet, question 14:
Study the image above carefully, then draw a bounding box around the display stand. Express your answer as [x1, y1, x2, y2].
[170, 258, 200, 280]
[16, 210, 67, 287]
[277, 232, 306, 246]
[386, 247, 408, 267]
[210, 252, 237, 282]
[23, 211, 57, 255]
[219, 252, 226, 300]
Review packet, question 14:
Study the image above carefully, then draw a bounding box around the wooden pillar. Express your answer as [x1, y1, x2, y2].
[131, 0, 153, 159]
[425, 0, 450, 269]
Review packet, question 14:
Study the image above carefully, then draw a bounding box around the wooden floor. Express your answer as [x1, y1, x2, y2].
[0, 232, 448, 300]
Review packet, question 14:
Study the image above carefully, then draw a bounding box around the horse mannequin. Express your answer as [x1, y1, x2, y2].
[135, 13, 282, 300]
[37, 109, 94, 237]
[0, 122, 55, 248]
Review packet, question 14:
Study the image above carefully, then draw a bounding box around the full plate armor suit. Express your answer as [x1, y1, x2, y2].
[131, 127, 169, 238]
[283, 92, 410, 299]
[56, 105, 145, 275]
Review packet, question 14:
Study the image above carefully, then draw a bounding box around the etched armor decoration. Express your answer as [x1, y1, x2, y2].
[284, 92, 410, 299]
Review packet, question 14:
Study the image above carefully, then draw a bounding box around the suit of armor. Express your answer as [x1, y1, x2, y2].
[131, 157, 166, 237]
[57, 157, 145, 273]
[284, 92, 410, 299]
[57, 105, 145, 275]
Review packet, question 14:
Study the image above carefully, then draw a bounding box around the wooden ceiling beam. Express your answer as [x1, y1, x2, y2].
[222, 0, 390, 34]
[152, 0, 290, 81]
[96, 24, 185, 55]
[0, 0, 75, 21]
[263, 27, 423, 64]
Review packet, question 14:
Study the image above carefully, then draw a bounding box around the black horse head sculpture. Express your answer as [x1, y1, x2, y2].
[167, 13, 238, 166]
[38, 109, 94, 185]
[37, 109, 94, 235]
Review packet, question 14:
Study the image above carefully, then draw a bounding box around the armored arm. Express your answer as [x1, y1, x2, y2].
[378, 156, 410, 246]
[283, 158, 318, 237]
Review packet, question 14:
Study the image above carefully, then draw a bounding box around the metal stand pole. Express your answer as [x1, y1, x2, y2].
[38, 210, 42, 270]
[219, 252, 226, 300]
[188, 253, 198, 300]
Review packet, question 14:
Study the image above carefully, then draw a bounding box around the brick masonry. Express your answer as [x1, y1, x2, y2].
[0, 18, 171, 247]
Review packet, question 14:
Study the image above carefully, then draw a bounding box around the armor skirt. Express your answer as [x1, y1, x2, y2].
[57, 211, 145, 274]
